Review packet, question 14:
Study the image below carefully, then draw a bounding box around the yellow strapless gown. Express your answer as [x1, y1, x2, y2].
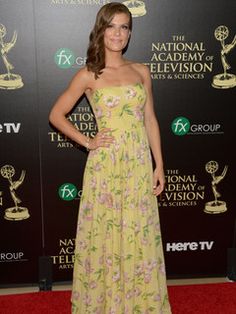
[72, 83, 171, 313]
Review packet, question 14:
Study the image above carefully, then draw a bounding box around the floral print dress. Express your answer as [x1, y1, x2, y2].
[71, 83, 171, 314]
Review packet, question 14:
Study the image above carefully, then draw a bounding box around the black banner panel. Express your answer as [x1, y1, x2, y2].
[0, 0, 235, 284]
[0, 0, 43, 284]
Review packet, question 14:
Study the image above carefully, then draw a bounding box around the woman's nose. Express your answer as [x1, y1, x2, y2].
[114, 27, 121, 35]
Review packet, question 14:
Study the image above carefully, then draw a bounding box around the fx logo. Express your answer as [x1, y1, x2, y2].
[171, 117, 190, 136]
[54, 48, 75, 69]
[58, 183, 78, 201]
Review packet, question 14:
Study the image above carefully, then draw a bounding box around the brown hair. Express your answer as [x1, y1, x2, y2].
[86, 2, 132, 79]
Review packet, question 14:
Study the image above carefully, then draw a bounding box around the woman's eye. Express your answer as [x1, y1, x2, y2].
[122, 25, 129, 30]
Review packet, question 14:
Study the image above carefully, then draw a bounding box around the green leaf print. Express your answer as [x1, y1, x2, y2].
[74, 253, 83, 266]
[124, 253, 133, 260]
[114, 254, 121, 264]
[138, 247, 143, 260]
[133, 304, 142, 313]
[155, 235, 161, 247]
[148, 306, 156, 312]
[143, 225, 149, 237]
[90, 245, 97, 252]
[93, 91, 103, 103]
[142, 291, 155, 300]
[100, 150, 107, 161]
[107, 219, 113, 231]
[128, 234, 134, 243]
[120, 104, 134, 116]
[94, 268, 104, 280]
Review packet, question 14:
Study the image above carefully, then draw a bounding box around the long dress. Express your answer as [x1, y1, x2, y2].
[71, 83, 171, 314]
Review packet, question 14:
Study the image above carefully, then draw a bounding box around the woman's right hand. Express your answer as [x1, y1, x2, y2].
[87, 128, 115, 150]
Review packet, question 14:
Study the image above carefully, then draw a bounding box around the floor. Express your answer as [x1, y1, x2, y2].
[0, 277, 229, 296]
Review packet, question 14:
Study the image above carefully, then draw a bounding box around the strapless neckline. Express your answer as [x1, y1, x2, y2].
[91, 82, 144, 97]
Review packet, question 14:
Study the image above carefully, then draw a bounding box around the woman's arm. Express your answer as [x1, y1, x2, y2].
[49, 67, 114, 150]
[141, 65, 165, 196]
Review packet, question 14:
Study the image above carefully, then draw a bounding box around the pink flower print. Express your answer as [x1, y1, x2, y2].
[120, 219, 127, 230]
[127, 169, 133, 178]
[124, 186, 130, 198]
[126, 290, 133, 299]
[124, 271, 130, 283]
[89, 280, 97, 289]
[95, 105, 103, 118]
[124, 305, 130, 314]
[98, 193, 113, 208]
[137, 148, 145, 164]
[147, 215, 154, 225]
[107, 289, 112, 298]
[131, 131, 137, 141]
[134, 107, 143, 121]
[155, 222, 160, 232]
[94, 162, 102, 171]
[90, 176, 97, 189]
[76, 220, 82, 232]
[140, 198, 148, 214]
[134, 287, 141, 297]
[108, 308, 116, 314]
[84, 257, 93, 274]
[159, 262, 166, 275]
[153, 293, 161, 302]
[112, 269, 120, 282]
[114, 294, 122, 304]
[72, 290, 80, 301]
[135, 263, 144, 276]
[141, 237, 149, 246]
[126, 87, 137, 99]
[94, 308, 103, 314]
[144, 260, 157, 272]
[101, 179, 107, 190]
[81, 201, 93, 221]
[144, 272, 152, 283]
[83, 293, 92, 306]
[106, 254, 113, 267]
[97, 293, 105, 304]
[110, 151, 116, 165]
[106, 193, 113, 208]
[151, 260, 158, 270]
[114, 142, 120, 152]
[103, 95, 120, 108]
[134, 222, 141, 234]
[130, 202, 135, 210]
[78, 239, 87, 250]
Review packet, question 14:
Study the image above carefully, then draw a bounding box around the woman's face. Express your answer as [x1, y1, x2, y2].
[103, 13, 131, 53]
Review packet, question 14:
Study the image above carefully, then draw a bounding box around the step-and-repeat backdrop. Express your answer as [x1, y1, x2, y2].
[0, 0, 235, 284]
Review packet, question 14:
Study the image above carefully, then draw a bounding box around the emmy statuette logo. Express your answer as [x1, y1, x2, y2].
[0, 24, 23, 90]
[123, 0, 146, 17]
[0, 165, 29, 220]
[204, 161, 228, 214]
[212, 26, 236, 89]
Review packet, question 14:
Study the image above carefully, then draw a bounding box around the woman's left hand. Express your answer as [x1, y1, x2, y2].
[152, 167, 165, 196]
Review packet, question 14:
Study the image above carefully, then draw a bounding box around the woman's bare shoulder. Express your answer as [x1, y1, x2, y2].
[130, 62, 150, 75]
[68, 66, 95, 91]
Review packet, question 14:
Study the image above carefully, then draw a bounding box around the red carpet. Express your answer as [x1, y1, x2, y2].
[0, 282, 236, 314]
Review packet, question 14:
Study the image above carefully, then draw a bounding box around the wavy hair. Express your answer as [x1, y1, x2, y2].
[86, 2, 132, 79]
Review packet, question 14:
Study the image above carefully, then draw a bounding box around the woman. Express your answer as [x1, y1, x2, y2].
[49, 2, 171, 313]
